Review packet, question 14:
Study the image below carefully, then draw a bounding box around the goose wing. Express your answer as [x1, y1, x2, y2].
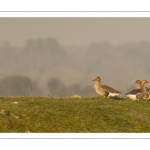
[126, 89, 142, 95]
[101, 85, 121, 93]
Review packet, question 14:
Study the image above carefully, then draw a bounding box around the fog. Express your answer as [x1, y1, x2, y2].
[0, 18, 150, 97]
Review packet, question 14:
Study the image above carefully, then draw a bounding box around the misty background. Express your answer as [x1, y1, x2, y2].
[0, 18, 150, 97]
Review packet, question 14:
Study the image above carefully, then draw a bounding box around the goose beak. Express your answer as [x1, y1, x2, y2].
[92, 77, 97, 81]
[144, 80, 149, 83]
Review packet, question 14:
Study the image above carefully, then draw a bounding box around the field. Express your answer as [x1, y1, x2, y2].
[0, 96, 150, 133]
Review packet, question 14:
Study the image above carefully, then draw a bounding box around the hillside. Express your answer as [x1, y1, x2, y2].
[0, 96, 150, 132]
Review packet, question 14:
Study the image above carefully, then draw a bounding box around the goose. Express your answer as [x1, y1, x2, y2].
[126, 80, 149, 101]
[135, 80, 150, 102]
[92, 76, 121, 98]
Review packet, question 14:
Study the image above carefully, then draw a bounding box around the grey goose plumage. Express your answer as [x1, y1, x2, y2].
[126, 80, 149, 101]
[92, 76, 121, 98]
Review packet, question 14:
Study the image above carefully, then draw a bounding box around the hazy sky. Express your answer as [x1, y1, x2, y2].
[1, 18, 150, 47]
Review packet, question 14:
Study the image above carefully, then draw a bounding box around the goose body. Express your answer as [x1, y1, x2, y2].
[92, 76, 121, 98]
[126, 80, 149, 101]
[126, 89, 144, 101]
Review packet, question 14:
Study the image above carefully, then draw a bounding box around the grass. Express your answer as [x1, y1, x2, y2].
[0, 96, 150, 132]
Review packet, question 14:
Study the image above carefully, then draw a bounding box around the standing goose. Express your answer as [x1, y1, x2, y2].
[126, 80, 149, 101]
[135, 80, 150, 102]
[92, 76, 121, 98]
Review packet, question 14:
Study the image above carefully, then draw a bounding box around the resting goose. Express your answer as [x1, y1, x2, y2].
[92, 76, 121, 98]
[126, 80, 149, 101]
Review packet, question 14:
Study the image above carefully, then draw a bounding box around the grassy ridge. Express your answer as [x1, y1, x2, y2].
[0, 96, 150, 132]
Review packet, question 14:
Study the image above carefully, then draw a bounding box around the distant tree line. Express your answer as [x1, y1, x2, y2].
[0, 75, 95, 97]
[0, 75, 42, 96]
[47, 77, 95, 97]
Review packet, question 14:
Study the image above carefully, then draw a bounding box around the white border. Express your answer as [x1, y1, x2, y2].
[0, 133, 149, 139]
[0, 12, 150, 17]
[0, 0, 150, 12]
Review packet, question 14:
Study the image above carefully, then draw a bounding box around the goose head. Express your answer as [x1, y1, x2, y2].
[142, 80, 149, 85]
[92, 76, 101, 82]
[134, 80, 142, 85]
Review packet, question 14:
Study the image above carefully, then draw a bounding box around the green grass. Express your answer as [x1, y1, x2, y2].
[0, 96, 150, 132]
